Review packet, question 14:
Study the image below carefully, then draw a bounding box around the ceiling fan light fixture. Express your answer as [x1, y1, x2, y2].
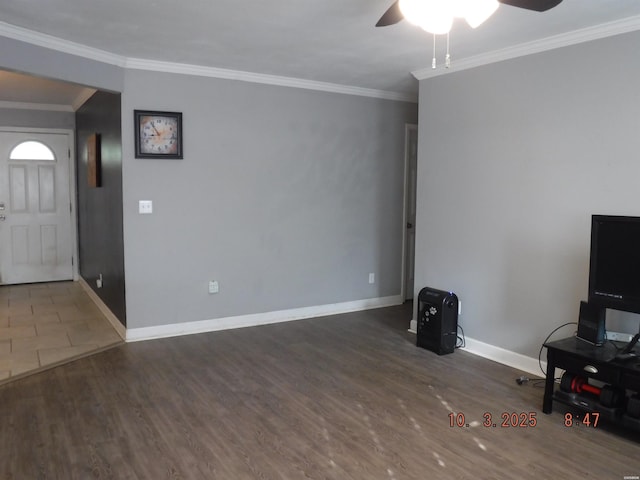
[398, 0, 499, 34]
[419, 12, 454, 35]
[463, 0, 500, 28]
[399, 0, 454, 35]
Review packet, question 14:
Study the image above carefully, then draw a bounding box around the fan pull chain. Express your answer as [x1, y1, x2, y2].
[445, 32, 451, 68]
[430, 33, 453, 70]
[432, 34, 437, 69]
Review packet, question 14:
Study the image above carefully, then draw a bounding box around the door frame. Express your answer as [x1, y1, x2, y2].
[400, 123, 418, 303]
[0, 127, 78, 283]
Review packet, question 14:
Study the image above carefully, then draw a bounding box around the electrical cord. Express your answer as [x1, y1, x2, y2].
[456, 324, 465, 349]
[605, 339, 623, 351]
[538, 322, 578, 377]
[515, 323, 576, 387]
[514, 376, 548, 388]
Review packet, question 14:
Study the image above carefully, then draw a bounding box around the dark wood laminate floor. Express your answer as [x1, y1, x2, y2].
[1, 303, 638, 479]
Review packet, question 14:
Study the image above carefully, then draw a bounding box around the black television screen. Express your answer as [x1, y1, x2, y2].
[589, 215, 640, 314]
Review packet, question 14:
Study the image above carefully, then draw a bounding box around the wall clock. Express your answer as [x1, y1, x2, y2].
[134, 110, 183, 159]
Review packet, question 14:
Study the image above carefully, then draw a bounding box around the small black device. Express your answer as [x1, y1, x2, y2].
[576, 300, 605, 346]
[416, 287, 458, 355]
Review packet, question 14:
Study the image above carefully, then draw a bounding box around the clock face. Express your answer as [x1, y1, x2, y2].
[139, 115, 180, 155]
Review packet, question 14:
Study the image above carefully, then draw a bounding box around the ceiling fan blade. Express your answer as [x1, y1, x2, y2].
[376, 0, 403, 27]
[498, 0, 563, 12]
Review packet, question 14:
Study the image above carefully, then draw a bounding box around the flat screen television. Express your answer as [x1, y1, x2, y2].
[589, 215, 640, 315]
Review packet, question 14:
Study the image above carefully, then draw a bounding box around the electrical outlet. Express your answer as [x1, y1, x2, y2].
[208, 280, 219, 294]
[368, 273, 375, 284]
[96, 273, 103, 289]
[139, 200, 153, 214]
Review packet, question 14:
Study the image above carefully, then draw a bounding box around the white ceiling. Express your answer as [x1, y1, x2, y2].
[1, 0, 640, 107]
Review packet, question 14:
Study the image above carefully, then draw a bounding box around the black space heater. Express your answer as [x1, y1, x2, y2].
[417, 287, 459, 355]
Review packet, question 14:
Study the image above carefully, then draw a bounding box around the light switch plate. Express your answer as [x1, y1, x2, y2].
[139, 200, 153, 214]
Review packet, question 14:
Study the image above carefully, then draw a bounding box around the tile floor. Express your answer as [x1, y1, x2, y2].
[0, 281, 124, 384]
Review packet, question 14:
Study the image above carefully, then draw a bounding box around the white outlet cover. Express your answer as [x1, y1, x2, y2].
[139, 200, 153, 214]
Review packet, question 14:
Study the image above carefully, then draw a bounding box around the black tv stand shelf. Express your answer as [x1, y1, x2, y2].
[543, 336, 640, 432]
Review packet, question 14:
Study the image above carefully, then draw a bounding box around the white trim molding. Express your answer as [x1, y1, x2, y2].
[0, 100, 74, 112]
[0, 20, 415, 103]
[0, 89, 97, 113]
[413, 14, 640, 80]
[79, 277, 127, 340]
[126, 58, 417, 103]
[0, 21, 126, 67]
[126, 295, 403, 342]
[409, 319, 417, 333]
[407, 328, 546, 378]
[5, 13, 640, 103]
[460, 337, 545, 379]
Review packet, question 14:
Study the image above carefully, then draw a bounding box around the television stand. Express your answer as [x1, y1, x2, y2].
[543, 336, 640, 432]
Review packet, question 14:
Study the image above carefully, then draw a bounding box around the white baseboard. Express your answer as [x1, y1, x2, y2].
[126, 295, 404, 342]
[79, 284, 547, 378]
[78, 277, 126, 340]
[461, 337, 546, 378]
[407, 326, 546, 378]
[409, 319, 417, 333]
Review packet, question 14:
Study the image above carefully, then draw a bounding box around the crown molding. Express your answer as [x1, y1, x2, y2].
[0, 100, 73, 112]
[9, 13, 639, 101]
[126, 58, 417, 103]
[0, 20, 416, 103]
[0, 21, 126, 67]
[413, 14, 640, 80]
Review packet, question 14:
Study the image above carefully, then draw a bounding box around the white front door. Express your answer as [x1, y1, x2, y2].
[0, 131, 74, 285]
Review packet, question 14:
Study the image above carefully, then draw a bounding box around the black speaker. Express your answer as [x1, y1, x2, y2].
[417, 287, 458, 355]
[577, 300, 605, 346]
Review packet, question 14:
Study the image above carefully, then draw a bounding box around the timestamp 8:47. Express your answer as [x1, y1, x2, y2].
[564, 412, 600, 428]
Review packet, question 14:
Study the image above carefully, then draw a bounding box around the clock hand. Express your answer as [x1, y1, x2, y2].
[150, 121, 161, 136]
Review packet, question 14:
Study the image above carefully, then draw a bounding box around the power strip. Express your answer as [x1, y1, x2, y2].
[606, 331, 634, 342]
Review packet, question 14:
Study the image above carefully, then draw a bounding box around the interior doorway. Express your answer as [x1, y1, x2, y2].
[402, 123, 418, 301]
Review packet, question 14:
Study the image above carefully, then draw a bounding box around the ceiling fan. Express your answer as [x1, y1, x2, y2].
[376, 0, 563, 29]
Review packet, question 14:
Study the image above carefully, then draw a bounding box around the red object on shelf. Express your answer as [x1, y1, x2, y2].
[569, 376, 602, 396]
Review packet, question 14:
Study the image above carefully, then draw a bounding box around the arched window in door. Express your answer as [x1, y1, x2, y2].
[9, 140, 56, 161]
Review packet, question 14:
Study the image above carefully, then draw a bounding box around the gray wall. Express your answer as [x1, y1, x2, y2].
[0, 37, 417, 333]
[415, 31, 640, 359]
[122, 70, 417, 329]
[76, 91, 126, 325]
